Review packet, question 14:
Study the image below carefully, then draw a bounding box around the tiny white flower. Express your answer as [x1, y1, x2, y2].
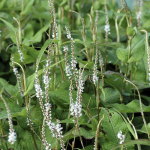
[45, 145, 51, 150]
[93, 64, 99, 85]
[63, 46, 68, 52]
[8, 130, 17, 144]
[67, 32, 71, 39]
[137, 11, 142, 20]
[71, 58, 77, 69]
[117, 130, 125, 144]
[70, 102, 82, 118]
[44, 103, 51, 112]
[43, 74, 50, 89]
[104, 24, 110, 34]
[26, 118, 33, 126]
[34, 83, 43, 98]
[99, 54, 104, 66]
[65, 65, 72, 78]
[13, 68, 18, 74]
[65, 26, 71, 39]
[52, 32, 55, 38]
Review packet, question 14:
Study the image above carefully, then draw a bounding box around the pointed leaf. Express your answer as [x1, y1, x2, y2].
[0, 18, 16, 43]
[116, 48, 129, 63]
[128, 35, 145, 63]
[111, 139, 150, 150]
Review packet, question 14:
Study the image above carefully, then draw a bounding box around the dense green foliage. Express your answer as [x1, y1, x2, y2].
[0, 0, 150, 150]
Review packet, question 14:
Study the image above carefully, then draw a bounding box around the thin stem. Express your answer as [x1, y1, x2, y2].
[115, 16, 120, 42]
[0, 120, 8, 150]
[76, 122, 85, 150]
[31, 130, 39, 150]
[127, 118, 141, 150]
[118, 6, 132, 27]
[13, 17, 22, 44]
[124, 79, 150, 139]
[21, 0, 24, 13]
[70, 11, 90, 61]
[94, 114, 105, 150]
[120, 0, 129, 26]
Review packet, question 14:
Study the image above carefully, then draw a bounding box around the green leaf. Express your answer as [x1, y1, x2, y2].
[24, 58, 65, 96]
[23, 23, 34, 38]
[37, 39, 59, 66]
[30, 23, 50, 43]
[81, 145, 94, 150]
[100, 108, 119, 149]
[0, 0, 6, 10]
[0, 102, 23, 119]
[111, 112, 134, 149]
[112, 109, 136, 139]
[13, 49, 35, 64]
[128, 35, 145, 63]
[99, 42, 125, 49]
[116, 35, 145, 63]
[0, 18, 16, 43]
[21, 0, 35, 15]
[109, 100, 150, 113]
[74, 39, 84, 45]
[12, 107, 27, 118]
[100, 108, 134, 150]
[24, 46, 39, 59]
[13, 125, 41, 150]
[138, 123, 150, 134]
[48, 90, 73, 103]
[0, 78, 18, 97]
[100, 87, 120, 103]
[127, 27, 136, 36]
[72, 127, 95, 139]
[111, 139, 150, 150]
[116, 48, 129, 63]
[104, 73, 132, 101]
[78, 60, 94, 69]
[0, 82, 8, 95]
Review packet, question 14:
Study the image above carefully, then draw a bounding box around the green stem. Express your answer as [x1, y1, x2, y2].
[130, 62, 133, 80]
[124, 37, 132, 89]
[125, 79, 150, 139]
[57, 46, 65, 81]
[0, 120, 8, 150]
[53, 57, 56, 90]
[115, 16, 120, 42]
[21, 0, 24, 13]
[31, 130, 39, 150]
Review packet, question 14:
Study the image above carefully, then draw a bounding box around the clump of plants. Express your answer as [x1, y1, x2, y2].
[0, 0, 150, 150]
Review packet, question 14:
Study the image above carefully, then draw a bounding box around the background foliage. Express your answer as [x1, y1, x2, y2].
[0, 0, 150, 150]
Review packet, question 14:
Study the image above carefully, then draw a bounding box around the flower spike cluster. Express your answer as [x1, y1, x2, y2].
[0, 95, 17, 144]
[34, 73, 43, 99]
[15, 31, 24, 62]
[11, 57, 24, 97]
[42, 116, 51, 150]
[104, 0, 110, 41]
[48, 0, 58, 39]
[56, 120, 66, 150]
[65, 26, 78, 87]
[8, 129, 17, 144]
[137, 0, 143, 27]
[34, 61, 45, 115]
[69, 68, 85, 120]
[63, 46, 72, 79]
